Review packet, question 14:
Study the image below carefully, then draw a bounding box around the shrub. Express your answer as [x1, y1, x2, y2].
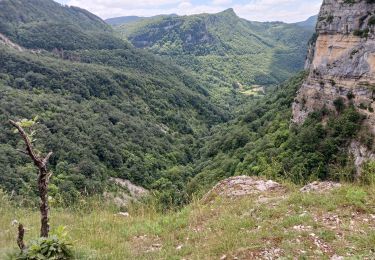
[333, 97, 346, 112]
[345, 187, 367, 209]
[360, 161, 375, 185]
[346, 91, 355, 100]
[353, 28, 369, 38]
[16, 226, 73, 260]
[369, 15, 375, 26]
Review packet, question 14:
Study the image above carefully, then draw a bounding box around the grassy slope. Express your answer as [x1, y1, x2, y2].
[1, 182, 374, 259]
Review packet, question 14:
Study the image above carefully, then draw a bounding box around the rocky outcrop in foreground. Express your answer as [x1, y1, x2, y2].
[203, 176, 342, 203]
[202, 176, 282, 202]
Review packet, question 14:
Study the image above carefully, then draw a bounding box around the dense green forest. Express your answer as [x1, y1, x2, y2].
[188, 73, 374, 194]
[0, 39, 231, 206]
[0, 0, 372, 211]
[0, 0, 126, 50]
[114, 9, 314, 107]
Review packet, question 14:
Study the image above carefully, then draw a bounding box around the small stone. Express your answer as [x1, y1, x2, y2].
[293, 225, 312, 231]
[300, 181, 341, 193]
[176, 245, 183, 250]
[117, 212, 130, 217]
[220, 255, 227, 260]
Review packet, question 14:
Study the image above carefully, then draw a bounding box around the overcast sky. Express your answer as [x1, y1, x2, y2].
[55, 0, 322, 23]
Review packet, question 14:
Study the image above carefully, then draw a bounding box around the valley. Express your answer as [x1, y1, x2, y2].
[0, 0, 374, 259]
[112, 9, 315, 108]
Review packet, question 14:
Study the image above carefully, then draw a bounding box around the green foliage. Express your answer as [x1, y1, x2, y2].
[345, 187, 368, 209]
[0, 0, 233, 209]
[360, 160, 375, 185]
[369, 15, 375, 26]
[3, 183, 375, 259]
[353, 28, 370, 38]
[12, 117, 38, 143]
[0, 0, 126, 50]
[115, 9, 314, 107]
[0, 42, 226, 207]
[0, 0, 369, 210]
[188, 73, 366, 193]
[333, 97, 345, 112]
[15, 227, 73, 260]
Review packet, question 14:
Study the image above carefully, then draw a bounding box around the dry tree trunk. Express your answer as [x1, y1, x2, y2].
[10, 120, 53, 238]
[37, 162, 51, 238]
[17, 224, 26, 251]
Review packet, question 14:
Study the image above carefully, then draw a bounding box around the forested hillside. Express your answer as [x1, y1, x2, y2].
[188, 73, 373, 194]
[0, 0, 126, 50]
[105, 15, 177, 26]
[1, 0, 370, 211]
[114, 9, 314, 106]
[1, 1, 375, 259]
[0, 44, 228, 205]
[0, 0, 229, 207]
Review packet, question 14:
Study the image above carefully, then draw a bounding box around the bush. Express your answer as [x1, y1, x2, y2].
[345, 187, 368, 209]
[368, 15, 375, 26]
[360, 161, 375, 185]
[333, 97, 345, 112]
[16, 226, 73, 260]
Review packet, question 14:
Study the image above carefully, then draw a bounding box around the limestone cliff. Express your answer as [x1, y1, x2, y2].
[293, 0, 375, 168]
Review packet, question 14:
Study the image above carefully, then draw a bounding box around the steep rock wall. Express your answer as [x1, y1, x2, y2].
[293, 0, 375, 169]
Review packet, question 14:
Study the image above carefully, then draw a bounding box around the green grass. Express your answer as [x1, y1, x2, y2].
[1, 182, 375, 259]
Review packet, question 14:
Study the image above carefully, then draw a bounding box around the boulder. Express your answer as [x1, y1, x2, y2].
[203, 176, 282, 202]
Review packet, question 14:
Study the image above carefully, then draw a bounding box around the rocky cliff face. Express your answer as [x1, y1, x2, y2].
[293, 0, 375, 168]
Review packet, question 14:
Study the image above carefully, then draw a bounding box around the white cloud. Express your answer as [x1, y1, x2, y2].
[234, 0, 322, 22]
[67, 0, 181, 9]
[212, 0, 232, 5]
[178, 1, 193, 9]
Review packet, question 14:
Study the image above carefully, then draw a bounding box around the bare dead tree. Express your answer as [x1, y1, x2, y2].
[10, 119, 53, 238]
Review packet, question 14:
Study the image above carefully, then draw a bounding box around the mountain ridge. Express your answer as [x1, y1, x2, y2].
[294, 15, 318, 28]
[113, 9, 315, 107]
[0, 0, 126, 50]
[105, 10, 317, 26]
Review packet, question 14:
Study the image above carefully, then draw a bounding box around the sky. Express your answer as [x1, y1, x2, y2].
[55, 0, 322, 23]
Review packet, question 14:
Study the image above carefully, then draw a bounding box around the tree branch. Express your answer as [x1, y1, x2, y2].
[10, 119, 52, 238]
[42, 152, 53, 167]
[9, 120, 40, 165]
